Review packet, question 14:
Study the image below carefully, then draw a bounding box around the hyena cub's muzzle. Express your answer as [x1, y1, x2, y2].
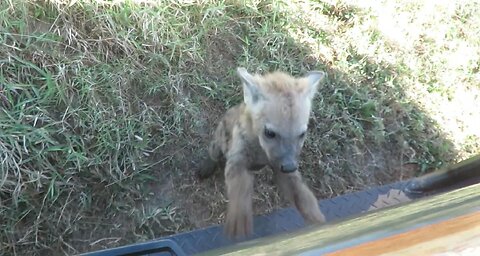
[269, 144, 301, 173]
[280, 158, 298, 173]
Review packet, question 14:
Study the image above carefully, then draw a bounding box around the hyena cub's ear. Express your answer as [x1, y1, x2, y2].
[304, 71, 326, 100]
[237, 67, 265, 108]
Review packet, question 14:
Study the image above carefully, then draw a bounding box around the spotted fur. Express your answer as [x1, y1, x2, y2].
[198, 67, 327, 239]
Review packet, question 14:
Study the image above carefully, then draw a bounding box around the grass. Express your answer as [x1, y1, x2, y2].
[0, 0, 479, 255]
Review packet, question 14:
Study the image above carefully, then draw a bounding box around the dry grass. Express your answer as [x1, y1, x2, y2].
[0, 0, 478, 255]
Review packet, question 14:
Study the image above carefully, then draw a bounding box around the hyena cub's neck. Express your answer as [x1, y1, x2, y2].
[237, 104, 256, 139]
[233, 103, 269, 170]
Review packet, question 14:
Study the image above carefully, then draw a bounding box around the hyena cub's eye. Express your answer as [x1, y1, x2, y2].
[299, 131, 306, 139]
[264, 127, 276, 139]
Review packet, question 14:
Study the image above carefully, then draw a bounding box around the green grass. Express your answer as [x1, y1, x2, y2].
[0, 0, 479, 255]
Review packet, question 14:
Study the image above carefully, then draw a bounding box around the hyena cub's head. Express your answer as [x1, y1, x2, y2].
[237, 67, 325, 173]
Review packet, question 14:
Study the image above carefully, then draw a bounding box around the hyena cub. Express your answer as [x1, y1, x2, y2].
[198, 67, 326, 238]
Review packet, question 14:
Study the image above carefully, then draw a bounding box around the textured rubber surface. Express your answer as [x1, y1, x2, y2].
[165, 180, 416, 255]
[80, 239, 186, 256]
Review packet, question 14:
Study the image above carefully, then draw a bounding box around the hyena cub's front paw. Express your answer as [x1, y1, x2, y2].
[295, 187, 326, 225]
[224, 203, 253, 239]
[304, 206, 326, 225]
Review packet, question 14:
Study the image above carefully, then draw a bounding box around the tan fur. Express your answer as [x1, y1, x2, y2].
[198, 67, 326, 239]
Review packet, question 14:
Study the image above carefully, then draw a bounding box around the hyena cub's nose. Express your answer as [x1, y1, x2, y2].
[280, 161, 298, 173]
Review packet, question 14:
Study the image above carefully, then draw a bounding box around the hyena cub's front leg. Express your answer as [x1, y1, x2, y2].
[276, 171, 325, 224]
[224, 160, 254, 238]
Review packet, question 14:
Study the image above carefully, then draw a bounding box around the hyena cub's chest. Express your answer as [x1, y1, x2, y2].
[241, 137, 269, 171]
